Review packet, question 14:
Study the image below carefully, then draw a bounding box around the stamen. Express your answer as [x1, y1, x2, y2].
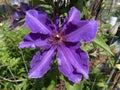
[56, 34, 60, 38]
[55, 34, 61, 40]
[49, 33, 64, 45]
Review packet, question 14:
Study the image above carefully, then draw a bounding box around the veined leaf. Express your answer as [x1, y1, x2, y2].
[93, 34, 113, 55]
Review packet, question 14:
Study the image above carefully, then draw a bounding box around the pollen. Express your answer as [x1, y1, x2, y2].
[56, 34, 60, 38]
[55, 34, 61, 41]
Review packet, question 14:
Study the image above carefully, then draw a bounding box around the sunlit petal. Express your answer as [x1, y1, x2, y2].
[28, 47, 55, 78]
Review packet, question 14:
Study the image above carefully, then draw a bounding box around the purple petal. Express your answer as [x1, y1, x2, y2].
[26, 10, 55, 34]
[65, 20, 98, 42]
[71, 47, 89, 78]
[55, 16, 60, 28]
[57, 46, 88, 83]
[64, 42, 82, 50]
[63, 7, 81, 26]
[57, 50, 82, 83]
[28, 47, 55, 78]
[19, 33, 49, 49]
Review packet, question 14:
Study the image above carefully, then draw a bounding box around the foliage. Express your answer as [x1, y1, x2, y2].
[111, 6, 120, 21]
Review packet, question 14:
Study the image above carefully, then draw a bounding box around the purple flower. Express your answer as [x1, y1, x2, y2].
[19, 7, 98, 83]
[9, 2, 44, 30]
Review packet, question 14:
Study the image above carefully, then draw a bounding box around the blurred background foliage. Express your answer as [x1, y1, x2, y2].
[0, 0, 120, 90]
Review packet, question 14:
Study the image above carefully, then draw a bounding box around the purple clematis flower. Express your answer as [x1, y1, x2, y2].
[9, 2, 44, 30]
[19, 7, 98, 83]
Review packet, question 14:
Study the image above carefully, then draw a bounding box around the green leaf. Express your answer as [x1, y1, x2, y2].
[75, 0, 88, 18]
[93, 34, 114, 55]
[47, 80, 56, 90]
[101, 24, 111, 29]
[115, 64, 120, 70]
[47, 70, 57, 90]
[96, 82, 105, 87]
[29, 0, 48, 6]
[117, 83, 120, 88]
[61, 71, 85, 90]
[65, 81, 84, 90]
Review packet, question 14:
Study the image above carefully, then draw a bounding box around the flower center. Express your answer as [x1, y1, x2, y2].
[55, 34, 61, 40]
[49, 32, 65, 46]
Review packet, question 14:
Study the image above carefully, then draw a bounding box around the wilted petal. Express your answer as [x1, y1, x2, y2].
[34, 5, 44, 12]
[19, 33, 49, 49]
[65, 20, 98, 42]
[9, 11, 25, 30]
[20, 2, 32, 11]
[57, 46, 88, 83]
[9, 19, 22, 30]
[26, 10, 54, 34]
[28, 47, 55, 78]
